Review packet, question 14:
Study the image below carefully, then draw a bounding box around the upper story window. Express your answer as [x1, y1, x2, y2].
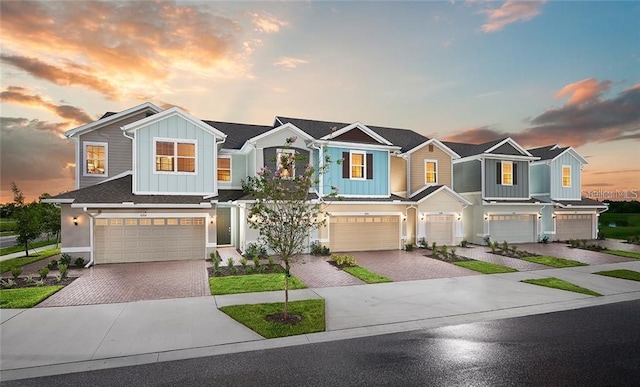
[425, 160, 437, 184]
[562, 165, 571, 187]
[277, 149, 295, 178]
[342, 151, 373, 180]
[217, 157, 231, 182]
[84, 141, 108, 176]
[154, 138, 196, 174]
[497, 161, 517, 185]
[350, 151, 366, 179]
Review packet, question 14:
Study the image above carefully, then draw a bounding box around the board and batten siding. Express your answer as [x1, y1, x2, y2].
[529, 164, 550, 195]
[409, 145, 452, 195]
[484, 159, 529, 198]
[135, 115, 216, 194]
[323, 147, 389, 196]
[452, 160, 481, 193]
[263, 147, 310, 175]
[78, 111, 148, 188]
[550, 152, 582, 200]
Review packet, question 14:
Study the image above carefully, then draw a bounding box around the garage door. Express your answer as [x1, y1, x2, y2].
[330, 215, 400, 252]
[95, 218, 205, 264]
[489, 214, 536, 243]
[556, 214, 593, 241]
[424, 215, 454, 246]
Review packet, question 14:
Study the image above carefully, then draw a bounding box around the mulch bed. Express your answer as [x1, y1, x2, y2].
[266, 313, 303, 325]
[207, 264, 285, 277]
[423, 253, 472, 263]
[2, 276, 78, 289]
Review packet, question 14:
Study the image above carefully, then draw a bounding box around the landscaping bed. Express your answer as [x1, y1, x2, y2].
[328, 254, 392, 284]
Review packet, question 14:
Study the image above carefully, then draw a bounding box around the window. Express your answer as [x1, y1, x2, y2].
[84, 142, 107, 176]
[562, 165, 571, 187]
[217, 157, 231, 182]
[154, 139, 196, 174]
[276, 149, 295, 178]
[350, 151, 366, 179]
[501, 161, 513, 185]
[425, 160, 437, 184]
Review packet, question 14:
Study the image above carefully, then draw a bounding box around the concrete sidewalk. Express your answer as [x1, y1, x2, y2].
[2, 260, 640, 381]
[0, 244, 58, 262]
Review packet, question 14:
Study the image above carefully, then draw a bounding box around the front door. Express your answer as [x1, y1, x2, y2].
[216, 207, 232, 245]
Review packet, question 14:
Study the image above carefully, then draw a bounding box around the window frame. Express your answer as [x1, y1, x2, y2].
[153, 137, 197, 175]
[83, 141, 108, 177]
[424, 159, 438, 184]
[217, 156, 232, 182]
[276, 148, 296, 179]
[349, 150, 366, 180]
[501, 161, 513, 186]
[562, 165, 571, 188]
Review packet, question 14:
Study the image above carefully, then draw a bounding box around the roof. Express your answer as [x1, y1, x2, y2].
[323, 194, 410, 202]
[528, 145, 569, 161]
[204, 121, 272, 149]
[216, 189, 246, 202]
[65, 102, 162, 138]
[443, 139, 505, 158]
[122, 107, 226, 139]
[49, 175, 210, 205]
[554, 197, 608, 208]
[276, 116, 429, 153]
[483, 198, 550, 204]
[410, 185, 472, 205]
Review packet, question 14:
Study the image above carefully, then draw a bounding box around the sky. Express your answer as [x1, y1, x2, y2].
[1, 0, 639, 203]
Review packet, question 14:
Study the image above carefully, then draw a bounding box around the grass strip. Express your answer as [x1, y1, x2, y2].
[0, 239, 58, 256]
[454, 260, 517, 274]
[343, 266, 392, 283]
[0, 286, 63, 308]
[521, 255, 587, 268]
[521, 277, 602, 296]
[603, 250, 640, 260]
[209, 273, 307, 295]
[220, 299, 325, 338]
[0, 248, 61, 274]
[594, 269, 640, 282]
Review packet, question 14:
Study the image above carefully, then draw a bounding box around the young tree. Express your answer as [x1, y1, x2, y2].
[11, 183, 42, 256]
[40, 193, 61, 247]
[242, 137, 336, 320]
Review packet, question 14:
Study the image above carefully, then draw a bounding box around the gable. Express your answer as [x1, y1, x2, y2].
[66, 102, 162, 138]
[332, 127, 382, 144]
[489, 142, 526, 156]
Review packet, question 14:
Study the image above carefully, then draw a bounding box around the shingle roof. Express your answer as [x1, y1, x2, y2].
[483, 198, 550, 204]
[202, 121, 272, 150]
[216, 189, 247, 202]
[442, 138, 509, 158]
[554, 197, 607, 207]
[528, 145, 569, 161]
[276, 116, 429, 153]
[409, 185, 444, 201]
[323, 194, 410, 202]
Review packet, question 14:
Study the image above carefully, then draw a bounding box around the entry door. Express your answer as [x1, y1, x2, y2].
[217, 207, 232, 245]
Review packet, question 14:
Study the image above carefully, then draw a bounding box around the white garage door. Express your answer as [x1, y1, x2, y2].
[556, 214, 593, 241]
[330, 215, 400, 252]
[424, 215, 454, 246]
[95, 218, 205, 264]
[490, 214, 536, 243]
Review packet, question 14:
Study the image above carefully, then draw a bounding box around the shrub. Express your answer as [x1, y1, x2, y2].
[239, 257, 247, 268]
[460, 240, 468, 248]
[332, 254, 357, 267]
[597, 231, 605, 240]
[58, 263, 68, 279]
[510, 245, 518, 255]
[490, 242, 497, 253]
[405, 243, 414, 251]
[24, 273, 35, 284]
[11, 267, 22, 279]
[253, 257, 261, 269]
[268, 256, 275, 266]
[580, 239, 588, 248]
[245, 265, 254, 274]
[244, 242, 268, 259]
[74, 257, 86, 267]
[450, 246, 457, 258]
[47, 260, 58, 270]
[226, 257, 234, 268]
[310, 241, 329, 256]
[440, 245, 448, 259]
[484, 236, 492, 246]
[431, 243, 438, 257]
[229, 266, 238, 275]
[209, 252, 217, 261]
[35, 279, 45, 287]
[1, 278, 16, 289]
[59, 253, 71, 266]
[501, 241, 508, 255]
[38, 267, 49, 280]
[540, 235, 549, 244]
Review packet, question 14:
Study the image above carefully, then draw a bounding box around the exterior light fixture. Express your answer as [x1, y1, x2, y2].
[73, 216, 78, 226]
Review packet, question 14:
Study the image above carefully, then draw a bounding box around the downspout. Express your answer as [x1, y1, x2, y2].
[83, 207, 100, 267]
[310, 142, 323, 198]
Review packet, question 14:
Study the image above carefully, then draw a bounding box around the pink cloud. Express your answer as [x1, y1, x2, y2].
[481, 1, 547, 33]
[0, 86, 93, 126]
[555, 78, 613, 105]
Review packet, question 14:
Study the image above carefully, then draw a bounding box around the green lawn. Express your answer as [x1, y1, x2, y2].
[0, 239, 58, 256]
[0, 286, 63, 308]
[454, 260, 517, 274]
[521, 277, 602, 296]
[343, 266, 392, 284]
[209, 273, 307, 295]
[220, 299, 325, 338]
[0, 248, 61, 273]
[599, 213, 640, 239]
[0, 218, 17, 233]
[521, 255, 587, 268]
[603, 250, 640, 260]
[594, 269, 640, 282]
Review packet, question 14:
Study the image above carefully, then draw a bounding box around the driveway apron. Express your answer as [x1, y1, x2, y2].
[291, 255, 365, 288]
[455, 246, 549, 271]
[517, 243, 636, 265]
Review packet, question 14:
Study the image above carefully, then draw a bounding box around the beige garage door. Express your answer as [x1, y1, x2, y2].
[424, 215, 454, 246]
[556, 214, 593, 241]
[95, 218, 205, 264]
[490, 214, 536, 243]
[330, 215, 400, 252]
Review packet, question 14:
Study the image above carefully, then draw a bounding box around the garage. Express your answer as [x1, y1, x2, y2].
[95, 217, 205, 264]
[330, 215, 400, 252]
[555, 214, 593, 241]
[489, 214, 536, 243]
[424, 215, 454, 246]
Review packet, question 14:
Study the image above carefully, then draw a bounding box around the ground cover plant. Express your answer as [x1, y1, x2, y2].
[594, 269, 640, 282]
[521, 255, 587, 268]
[209, 273, 306, 295]
[0, 286, 63, 308]
[454, 260, 517, 274]
[602, 250, 640, 260]
[521, 277, 602, 296]
[220, 299, 325, 338]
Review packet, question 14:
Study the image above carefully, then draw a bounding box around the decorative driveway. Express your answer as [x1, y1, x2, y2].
[37, 260, 210, 307]
[516, 243, 636, 265]
[291, 255, 365, 288]
[455, 246, 549, 271]
[593, 239, 640, 253]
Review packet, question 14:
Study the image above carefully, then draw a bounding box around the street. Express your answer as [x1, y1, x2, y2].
[5, 300, 640, 386]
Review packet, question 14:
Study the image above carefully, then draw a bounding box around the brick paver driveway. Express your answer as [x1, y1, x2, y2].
[291, 255, 365, 288]
[37, 260, 209, 307]
[517, 243, 636, 265]
[455, 246, 549, 271]
[593, 239, 640, 253]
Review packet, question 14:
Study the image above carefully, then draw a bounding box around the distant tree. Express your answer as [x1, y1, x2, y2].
[11, 183, 42, 256]
[0, 202, 16, 218]
[39, 193, 61, 247]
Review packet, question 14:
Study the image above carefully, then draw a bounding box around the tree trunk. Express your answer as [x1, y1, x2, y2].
[284, 260, 290, 319]
[24, 241, 29, 257]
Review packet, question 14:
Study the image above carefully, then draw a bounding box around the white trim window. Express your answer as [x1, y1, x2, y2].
[154, 138, 197, 174]
[501, 161, 513, 185]
[83, 141, 108, 176]
[276, 149, 296, 178]
[350, 151, 366, 180]
[562, 165, 571, 188]
[217, 156, 231, 182]
[424, 159, 438, 184]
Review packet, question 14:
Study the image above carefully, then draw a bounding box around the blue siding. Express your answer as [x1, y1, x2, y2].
[322, 147, 389, 196]
[529, 164, 550, 194]
[550, 152, 582, 199]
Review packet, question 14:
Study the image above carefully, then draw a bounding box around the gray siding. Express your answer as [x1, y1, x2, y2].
[264, 147, 310, 176]
[452, 160, 481, 193]
[550, 152, 582, 199]
[78, 111, 147, 188]
[491, 143, 523, 156]
[484, 159, 529, 198]
[529, 163, 550, 194]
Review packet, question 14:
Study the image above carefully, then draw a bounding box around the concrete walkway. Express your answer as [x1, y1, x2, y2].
[2, 261, 640, 382]
[0, 244, 58, 262]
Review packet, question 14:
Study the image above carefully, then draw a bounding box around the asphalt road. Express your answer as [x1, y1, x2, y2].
[6, 300, 640, 386]
[0, 234, 49, 248]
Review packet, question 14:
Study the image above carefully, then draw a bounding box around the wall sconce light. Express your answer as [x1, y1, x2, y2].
[457, 214, 462, 221]
[537, 214, 542, 219]
[401, 214, 407, 222]
[73, 217, 78, 226]
[419, 213, 425, 221]
[484, 214, 489, 221]
[552, 214, 557, 219]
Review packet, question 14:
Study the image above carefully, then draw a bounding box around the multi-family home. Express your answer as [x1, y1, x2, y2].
[46, 103, 604, 265]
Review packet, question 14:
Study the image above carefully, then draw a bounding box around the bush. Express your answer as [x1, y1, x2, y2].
[310, 241, 330, 256]
[1, 278, 16, 289]
[239, 257, 247, 268]
[59, 253, 71, 266]
[244, 242, 268, 259]
[540, 235, 549, 244]
[24, 273, 35, 284]
[460, 240, 468, 248]
[450, 246, 457, 258]
[38, 266, 49, 280]
[253, 257, 261, 269]
[226, 257, 234, 268]
[440, 245, 448, 259]
[47, 260, 58, 270]
[332, 254, 357, 267]
[268, 256, 275, 266]
[74, 257, 85, 267]
[490, 242, 497, 253]
[58, 263, 68, 279]
[501, 241, 508, 255]
[431, 243, 438, 256]
[597, 231, 605, 240]
[11, 266, 22, 279]
[405, 243, 414, 251]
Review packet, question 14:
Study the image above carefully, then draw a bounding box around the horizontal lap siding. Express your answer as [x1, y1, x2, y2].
[409, 145, 452, 195]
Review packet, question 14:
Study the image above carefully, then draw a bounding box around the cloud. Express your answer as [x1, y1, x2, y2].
[555, 78, 612, 105]
[443, 125, 507, 143]
[250, 12, 289, 33]
[0, 87, 92, 127]
[481, 1, 546, 33]
[589, 169, 640, 176]
[273, 57, 309, 70]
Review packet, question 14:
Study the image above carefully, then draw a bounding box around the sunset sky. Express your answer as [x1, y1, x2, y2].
[1, 0, 639, 203]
